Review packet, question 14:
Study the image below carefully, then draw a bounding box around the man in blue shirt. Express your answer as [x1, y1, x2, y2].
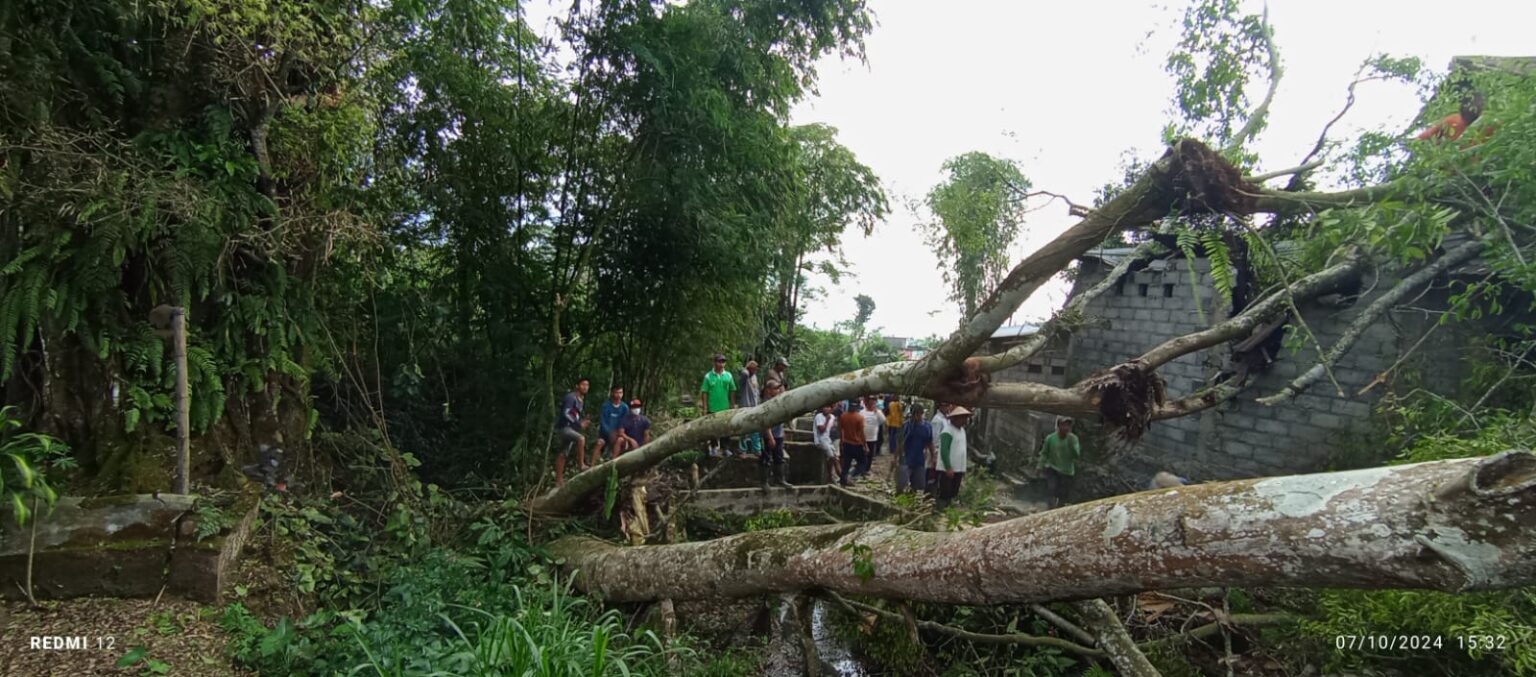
[897, 405, 934, 493]
[591, 385, 629, 463]
[551, 377, 590, 486]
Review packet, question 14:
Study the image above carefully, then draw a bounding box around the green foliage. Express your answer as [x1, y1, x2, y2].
[192, 501, 234, 542]
[953, 464, 996, 512]
[743, 508, 805, 532]
[840, 542, 876, 582]
[924, 152, 1031, 315]
[791, 325, 903, 386]
[222, 497, 712, 676]
[1164, 0, 1273, 147]
[602, 463, 619, 521]
[1287, 588, 1536, 676]
[116, 645, 172, 676]
[0, 406, 74, 525]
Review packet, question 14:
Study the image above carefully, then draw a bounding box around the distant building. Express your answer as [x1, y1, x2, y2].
[881, 336, 928, 360]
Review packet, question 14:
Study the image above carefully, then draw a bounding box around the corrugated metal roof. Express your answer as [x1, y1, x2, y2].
[990, 324, 1040, 339]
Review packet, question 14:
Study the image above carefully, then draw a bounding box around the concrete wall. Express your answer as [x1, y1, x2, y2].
[991, 255, 1473, 488]
[976, 338, 1069, 476]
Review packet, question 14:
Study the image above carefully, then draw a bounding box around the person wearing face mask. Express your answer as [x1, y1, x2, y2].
[617, 399, 652, 454]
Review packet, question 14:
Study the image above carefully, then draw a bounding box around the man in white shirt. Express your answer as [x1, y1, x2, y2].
[859, 396, 882, 478]
[937, 406, 972, 508]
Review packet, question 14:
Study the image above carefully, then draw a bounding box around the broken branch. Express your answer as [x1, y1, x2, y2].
[1257, 238, 1485, 405]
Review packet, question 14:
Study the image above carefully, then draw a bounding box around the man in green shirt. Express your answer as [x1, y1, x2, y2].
[699, 353, 738, 457]
[1038, 416, 1081, 508]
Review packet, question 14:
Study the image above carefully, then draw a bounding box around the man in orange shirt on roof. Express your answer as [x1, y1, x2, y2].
[1417, 91, 1486, 142]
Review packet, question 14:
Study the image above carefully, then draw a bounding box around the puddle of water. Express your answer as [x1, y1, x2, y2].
[810, 598, 869, 677]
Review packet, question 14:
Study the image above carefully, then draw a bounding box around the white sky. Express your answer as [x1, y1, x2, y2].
[521, 0, 1535, 339]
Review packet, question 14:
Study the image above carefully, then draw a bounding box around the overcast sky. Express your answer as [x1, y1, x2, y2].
[787, 0, 1534, 339]
[522, 0, 1535, 339]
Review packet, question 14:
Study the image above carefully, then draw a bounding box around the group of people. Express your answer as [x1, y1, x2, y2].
[549, 378, 652, 486]
[698, 353, 799, 490]
[549, 352, 1097, 508]
[807, 396, 974, 507]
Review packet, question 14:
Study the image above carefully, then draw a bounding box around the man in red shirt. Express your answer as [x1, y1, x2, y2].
[837, 401, 868, 487]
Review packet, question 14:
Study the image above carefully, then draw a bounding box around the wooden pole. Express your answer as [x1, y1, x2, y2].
[173, 307, 190, 495]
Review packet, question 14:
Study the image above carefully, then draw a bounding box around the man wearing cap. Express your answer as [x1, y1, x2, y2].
[1038, 416, 1081, 508]
[768, 357, 790, 392]
[616, 399, 651, 455]
[736, 360, 763, 456]
[700, 353, 738, 457]
[758, 380, 794, 491]
[937, 406, 972, 507]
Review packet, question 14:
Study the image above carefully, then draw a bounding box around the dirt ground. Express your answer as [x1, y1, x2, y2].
[0, 597, 249, 676]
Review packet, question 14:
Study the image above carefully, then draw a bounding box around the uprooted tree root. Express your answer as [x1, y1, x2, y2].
[1164, 139, 1257, 214]
[1082, 360, 1167, 440]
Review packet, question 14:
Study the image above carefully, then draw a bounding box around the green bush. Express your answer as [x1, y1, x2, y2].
[221, 503, 707, 676]
[1284, 588, 1536, 675]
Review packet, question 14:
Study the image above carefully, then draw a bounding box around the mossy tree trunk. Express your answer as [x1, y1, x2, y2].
[550, 452, 1536, 604]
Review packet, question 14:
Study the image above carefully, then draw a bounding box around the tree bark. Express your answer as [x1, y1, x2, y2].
[551, 452, 1536, 604]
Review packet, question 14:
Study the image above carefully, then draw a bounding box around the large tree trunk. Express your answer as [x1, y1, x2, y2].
[550, 452, 1536, 603]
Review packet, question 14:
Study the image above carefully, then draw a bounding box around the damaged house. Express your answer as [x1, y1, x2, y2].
[978, 230, 1516, 495]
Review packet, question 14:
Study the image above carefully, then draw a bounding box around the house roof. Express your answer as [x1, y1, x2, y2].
[990, 324, 1040, 339]
[1450, 55, 1536, 77]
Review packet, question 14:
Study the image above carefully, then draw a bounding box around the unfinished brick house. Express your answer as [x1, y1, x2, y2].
[977, 55, 1533, 494]
[978, 237, 1490, 493]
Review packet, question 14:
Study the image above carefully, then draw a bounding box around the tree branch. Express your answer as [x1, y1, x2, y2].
[1222, 5, 1281, 155]
[1257, 238, 1485, 405]
[824, 591, 1105, 658]
[1144, 612, 1297, 647]
[1136, 254, 1364, 370]
[823, 593, 1296, 660]
[1282, 63, 1387, 193]
[1244, 159, 1323, 184]
[973, 241, 1162, 374]
[552, 452, 1536, 604]
[1152, 380, 1247, 420]
[1249, 180, 1407, 217]
[1031, 603, 1099, 647]
[1071, 598, 1161, 677]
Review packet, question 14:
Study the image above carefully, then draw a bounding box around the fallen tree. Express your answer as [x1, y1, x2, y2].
[550, 451, 1536, 603]
[529, 139, 1402, 514]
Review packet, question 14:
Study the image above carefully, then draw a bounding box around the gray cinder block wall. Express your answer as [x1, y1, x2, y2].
[986, 251, 1472, 485]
